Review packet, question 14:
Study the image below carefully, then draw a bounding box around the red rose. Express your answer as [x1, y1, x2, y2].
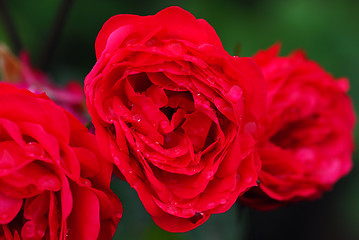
[239, 44, 356, 210]
[85, 6, 265, 232]
[0, 83, 122, 239]
[0, 43, 88, 124]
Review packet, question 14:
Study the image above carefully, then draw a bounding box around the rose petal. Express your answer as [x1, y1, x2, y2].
[0, 191, 22, 224]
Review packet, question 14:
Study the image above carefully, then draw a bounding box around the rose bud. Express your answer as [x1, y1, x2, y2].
[239, 44, 356, 210]
[85, 6, 265, 232]
[0, 83, 122, 239]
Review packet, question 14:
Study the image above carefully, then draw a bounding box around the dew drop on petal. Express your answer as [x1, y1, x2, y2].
[127, 101, 134, 108]
[80, 178, 92, 187]
[24, 142, 44, 158]
[166, 206, 177, 215]
[226, 85, 243, 102]
[37, 175, 61, 190]
[113, 156, 121, 166]
[204, 170, 214, 179]
[181, 208, 194, 216]
[36, 229, 45, 237]
[66, 229, 71, 238]
[207, 77, 215, 85]
[244, 122, 257, 134]
[207, 202, 216, 209]
[219, 198, 227, 204]
[132, 114, 142, 122]
[246, 176, 253, 183]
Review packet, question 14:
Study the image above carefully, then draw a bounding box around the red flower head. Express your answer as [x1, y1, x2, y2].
[0, 83, 122, 239]
[0, 43, 88, 124]
[239, 44, 356, 210]
[85, 6, 266, 232]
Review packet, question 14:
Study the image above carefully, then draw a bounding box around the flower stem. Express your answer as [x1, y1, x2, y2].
[0, 0, 23, 54]
[38, 0, 75, 70]
[238, 203, 249, 240]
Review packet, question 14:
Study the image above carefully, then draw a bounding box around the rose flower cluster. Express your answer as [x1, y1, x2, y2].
[0, 6, 355, 239]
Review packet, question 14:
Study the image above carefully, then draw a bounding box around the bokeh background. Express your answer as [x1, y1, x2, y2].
[0, 0, 358, 239]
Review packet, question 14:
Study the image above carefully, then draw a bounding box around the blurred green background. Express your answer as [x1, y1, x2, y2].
[0, 0, 358, 239]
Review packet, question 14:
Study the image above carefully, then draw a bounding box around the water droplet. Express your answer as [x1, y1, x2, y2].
[244, 122, 257, 134]
[132, 114, 142, 122]
[113, 156, 121, 166]
[25, 142, 44, 158]
[160, 120, 169, 129]
[127, 101, 134, 108]
[166, 206, 177, 215]
[226, 85, 243, 102]
[167, 42, 184, 56]
[66, 229, 70, 238]
[207, 202, 216, 208]
[36, 229, 45, 237]
[246, 176, 253, 183]
[80, 178, 92, 187]
[181, 208, 194, 216]
[219, 198, 227, 204]
[38, 175, 61, 190]
[207, 77, 215, 84]
[204, 171, 214, 179]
